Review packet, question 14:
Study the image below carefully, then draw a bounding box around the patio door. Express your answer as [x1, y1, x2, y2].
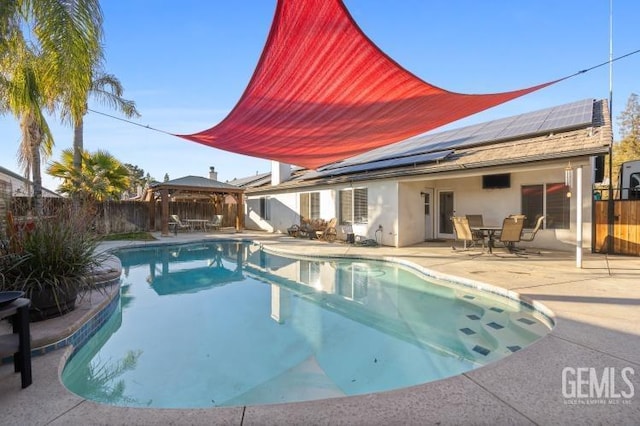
[423, 189, 434, 240]
[438, 191, 454, 238]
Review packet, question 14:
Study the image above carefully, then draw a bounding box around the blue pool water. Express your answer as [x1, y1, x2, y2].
[62, 241, 552, 408]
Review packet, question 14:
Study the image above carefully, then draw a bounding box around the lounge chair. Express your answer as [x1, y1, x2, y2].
[170, 214, 192, 233]
[496, 216, 525, 254]
[206, 214, 223, 231]
[451, 216, 484, 251]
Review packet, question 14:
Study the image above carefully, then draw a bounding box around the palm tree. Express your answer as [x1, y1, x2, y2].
[63, 72, 140, 190]
[1, 41, 56, 215]
[47, 149, 131, 202]
[49, 148, 130, 235]
[0, 0, 103, 216]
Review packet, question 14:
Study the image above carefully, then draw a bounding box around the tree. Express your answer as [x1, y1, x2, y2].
[616, 93, 640, 159]
[47, 149, 131, 202]
[0, 0, 104, 216]
[123, 163, 154, 198]
[63, 72, 140, 190]
[164, 173, 170, 182]
[612, 93, 640, 185]
[1, 42, 55, 215]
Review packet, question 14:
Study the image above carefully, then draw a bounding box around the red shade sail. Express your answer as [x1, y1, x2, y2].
[178, 0, 557, 170]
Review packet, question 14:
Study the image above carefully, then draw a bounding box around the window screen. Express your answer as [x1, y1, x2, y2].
[339, 188, 368, 224]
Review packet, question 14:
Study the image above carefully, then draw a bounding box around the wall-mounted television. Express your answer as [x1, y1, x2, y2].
[482, 173, 511, 189]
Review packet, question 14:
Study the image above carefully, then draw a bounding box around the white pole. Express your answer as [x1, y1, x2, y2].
[576, 166, 583, 268]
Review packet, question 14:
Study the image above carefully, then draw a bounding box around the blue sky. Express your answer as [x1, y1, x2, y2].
[2, 0, 639, 192]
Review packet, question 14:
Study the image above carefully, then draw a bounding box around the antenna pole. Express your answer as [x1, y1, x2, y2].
[606, 0, 614, 253]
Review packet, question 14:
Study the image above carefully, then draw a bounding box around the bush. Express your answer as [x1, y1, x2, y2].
[0, 207, 106, 320]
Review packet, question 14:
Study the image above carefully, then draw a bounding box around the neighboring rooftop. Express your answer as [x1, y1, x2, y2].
[150, 175, 240, 191]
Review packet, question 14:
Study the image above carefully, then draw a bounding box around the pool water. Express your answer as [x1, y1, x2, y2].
[62, 241, 552, 408]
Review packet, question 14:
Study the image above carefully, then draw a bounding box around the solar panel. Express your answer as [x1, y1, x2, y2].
[309, 150, 454, 179]
[538, 99, 594, 133]
[324, 99, 595, 170]
[312, 98, 596, 180]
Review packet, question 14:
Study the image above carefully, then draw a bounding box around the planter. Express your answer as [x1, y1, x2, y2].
[28, 286, 78, 322]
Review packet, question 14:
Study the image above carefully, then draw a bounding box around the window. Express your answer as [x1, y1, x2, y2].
[339, 188, 368, 224]
[300, 192, 320, 220]
[521, 183, 569, 229]
[259, 196, 270, 220]
[629, 172, 640, 199]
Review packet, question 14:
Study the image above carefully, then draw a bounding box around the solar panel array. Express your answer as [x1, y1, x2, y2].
[317, 98, 594, 176]
[304, 150, 454, 179]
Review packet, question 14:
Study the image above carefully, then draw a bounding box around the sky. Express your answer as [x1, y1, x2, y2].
[2, 0, 639, 193]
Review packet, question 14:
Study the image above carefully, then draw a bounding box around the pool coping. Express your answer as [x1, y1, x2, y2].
[1, 232, 639, 425]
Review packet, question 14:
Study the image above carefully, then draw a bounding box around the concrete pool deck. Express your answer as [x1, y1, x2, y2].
[1, 231, 639, 425]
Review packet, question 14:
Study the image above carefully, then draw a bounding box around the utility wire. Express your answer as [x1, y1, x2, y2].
[558, 48, 640, 81]
[87, 48, 640, 134]
[86, 108, 175, 135]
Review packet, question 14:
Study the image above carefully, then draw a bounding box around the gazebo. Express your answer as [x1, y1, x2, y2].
[145, 175, 244, 236]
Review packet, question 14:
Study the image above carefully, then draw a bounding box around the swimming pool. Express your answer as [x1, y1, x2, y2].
[62, 240, 553, 408]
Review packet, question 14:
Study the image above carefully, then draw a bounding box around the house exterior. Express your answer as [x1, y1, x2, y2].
[232, 98, 611, 251]
[0, 165, 61, 198]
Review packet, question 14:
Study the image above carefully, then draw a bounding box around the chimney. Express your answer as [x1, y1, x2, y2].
[271, 161, 291, 185]
[209, 166, 218, 181]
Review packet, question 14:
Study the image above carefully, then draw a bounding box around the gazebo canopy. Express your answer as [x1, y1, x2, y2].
[145, 175, 243, 201]
[178, 0, 557, 169]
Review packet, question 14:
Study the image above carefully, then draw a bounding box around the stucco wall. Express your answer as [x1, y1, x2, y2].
[244, 159, 595, 251]
[396, 161, 594, 250]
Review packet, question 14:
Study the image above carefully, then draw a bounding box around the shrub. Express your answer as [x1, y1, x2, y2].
[0, 207, 106, 320]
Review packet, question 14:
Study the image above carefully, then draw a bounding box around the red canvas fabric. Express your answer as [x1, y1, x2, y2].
[178, 0, 557, 170]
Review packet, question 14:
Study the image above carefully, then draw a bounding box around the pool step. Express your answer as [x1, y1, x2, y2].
[456, 302, 549, 362]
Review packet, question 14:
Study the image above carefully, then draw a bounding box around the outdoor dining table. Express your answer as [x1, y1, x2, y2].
[186, 219, 209, 231]
[471, 225, 502, 253]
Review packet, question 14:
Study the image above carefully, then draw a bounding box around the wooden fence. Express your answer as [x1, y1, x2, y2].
[8, 198, 240, 235]
[593, 200, 640, 256]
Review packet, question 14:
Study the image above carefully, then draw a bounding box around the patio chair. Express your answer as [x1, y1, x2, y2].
[466, 214, 485, 242]
[521, 215, 544, 242]
[206, 214, 223, 231]
[466, 214, 483, 227]
[170, 214, 192, 233]
[451, 216, 484, 251]
[316, 218, 338, 242]
[496, 217, 525, 254]
[518, 215, 545, 255]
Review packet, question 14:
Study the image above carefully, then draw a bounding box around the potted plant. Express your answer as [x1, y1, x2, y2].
[0, 207, 106, 321]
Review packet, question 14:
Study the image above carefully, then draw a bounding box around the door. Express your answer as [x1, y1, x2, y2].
[438, 191, 454, 238]
[422, 189, 434, 240]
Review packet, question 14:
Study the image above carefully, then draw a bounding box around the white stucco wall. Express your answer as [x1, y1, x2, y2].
[244, 158, 595, 251]
[395, 160, 594, 251]
[245, 189, 336, 234]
